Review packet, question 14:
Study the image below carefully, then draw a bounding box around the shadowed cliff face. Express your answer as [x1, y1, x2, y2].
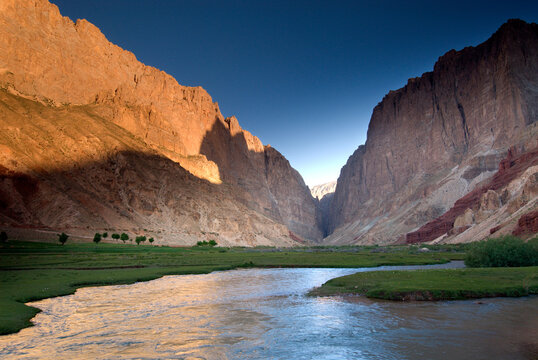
[199, 118, 323, 242]
[327, 19, 538, 244]
[0, 151, 299, 247]
[0, 0, 322, 244]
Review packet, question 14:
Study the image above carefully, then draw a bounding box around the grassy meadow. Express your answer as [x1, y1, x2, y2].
[311, 236, 538, 300]
[309, 266, 538, 300]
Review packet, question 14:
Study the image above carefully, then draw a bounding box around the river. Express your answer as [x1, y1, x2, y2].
[0, 261, 537, 359]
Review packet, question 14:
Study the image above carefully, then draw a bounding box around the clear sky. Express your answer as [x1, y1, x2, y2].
[51, 0, 538, 186]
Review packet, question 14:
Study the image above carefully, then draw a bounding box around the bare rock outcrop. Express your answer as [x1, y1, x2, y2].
[454, 209, 475, 227]
[513, 210, 538, 236]
[405, 147, 538, 244]
[327, 19, 538, 244]
[0, 0, 322, 244]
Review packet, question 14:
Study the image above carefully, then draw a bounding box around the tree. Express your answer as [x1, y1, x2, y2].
[102, 232, 108, 238]
[196, 240, 217, 247]
[112, 233, 120, 241]
[148, 237, 154, 244]
[120, 233, 129, 242]
[0, 231, 7, 244]
[135, 235, 146, 245]
[58, 232, 68, 245]
[93, 232, 102, 244]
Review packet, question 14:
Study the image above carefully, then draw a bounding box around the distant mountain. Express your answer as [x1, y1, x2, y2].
[0, 0, 322, 245]
[327, 19, 538, 244]
[310, 181, 337, 200]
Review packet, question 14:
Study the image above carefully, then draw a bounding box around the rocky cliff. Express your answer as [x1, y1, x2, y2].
[327, 19, 538, 244]
[0, 0, 322, 245]
[405, 147, 538, 244]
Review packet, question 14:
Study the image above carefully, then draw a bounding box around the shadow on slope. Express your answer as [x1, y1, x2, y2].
[0, 89, 301, 246]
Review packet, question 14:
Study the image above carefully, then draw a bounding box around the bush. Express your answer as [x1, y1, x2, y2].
[0, 231, 7, 243]
[148, 237, 154, 244]
[464, 236, 538, 268]
[120, 233, 129, 242]
[208, 239, 217, 247]
[58, 232, 68, 245]
[93, 233, 102, 244]
[111, 233, 120, 240]
[102, 232, 108, 238]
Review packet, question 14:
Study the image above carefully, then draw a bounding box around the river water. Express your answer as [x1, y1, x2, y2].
[1, 261, 537, 360]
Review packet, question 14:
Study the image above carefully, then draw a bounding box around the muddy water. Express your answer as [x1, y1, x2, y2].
[1, 262, 537, 360]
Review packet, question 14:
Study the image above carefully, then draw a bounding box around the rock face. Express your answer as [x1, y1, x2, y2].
[405, 147, 538, 244]
[327, 19, 538, 244]
[513, 210, 538, 237]
[0, 0, 322, 245]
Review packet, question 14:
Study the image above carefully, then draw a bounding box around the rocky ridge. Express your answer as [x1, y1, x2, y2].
[327, 19, 538, 244]
[0, 0, 322, 245]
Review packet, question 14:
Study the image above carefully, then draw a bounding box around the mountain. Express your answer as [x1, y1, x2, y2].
[0, 0, 322, 245]
[310, 181, 337, 200]
[1, 2, 535, 246]
[327, 19, 538, 244]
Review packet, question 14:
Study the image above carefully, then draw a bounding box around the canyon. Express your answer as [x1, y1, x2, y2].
[0, 0, 536, 246]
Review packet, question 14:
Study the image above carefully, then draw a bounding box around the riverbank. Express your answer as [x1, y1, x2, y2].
[0, 240, 464, 335]
[309, 267, 538, 300]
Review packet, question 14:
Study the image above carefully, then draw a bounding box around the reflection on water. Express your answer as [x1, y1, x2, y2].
[1, 262, 537, 360]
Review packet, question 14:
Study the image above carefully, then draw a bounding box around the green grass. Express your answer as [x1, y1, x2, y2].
[309, 267, 538, 300]
[0, 240, 465, 335]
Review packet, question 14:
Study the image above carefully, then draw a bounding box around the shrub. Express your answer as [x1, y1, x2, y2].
[0, 231, 7, 243]
[464, 236, 538, 267]
[148, 237, 154, 244]
[102, 232, 108, 238]
[120, 233, 129, 242]
[208, 239, 217, 247]
[93, 233, 102, 244]
[58, 232, 68, 245]
[111, 233, 120, 240]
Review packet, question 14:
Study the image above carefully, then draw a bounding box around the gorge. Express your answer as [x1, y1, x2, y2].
[0, 0, 537, 246]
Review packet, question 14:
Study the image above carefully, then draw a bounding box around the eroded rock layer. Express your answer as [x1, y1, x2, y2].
[0, 0, 322, 244]
[405, 147, 538, 244]
[327, 20, 538, 244]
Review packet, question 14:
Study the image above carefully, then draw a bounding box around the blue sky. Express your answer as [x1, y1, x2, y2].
[51, 1, 538, 186]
